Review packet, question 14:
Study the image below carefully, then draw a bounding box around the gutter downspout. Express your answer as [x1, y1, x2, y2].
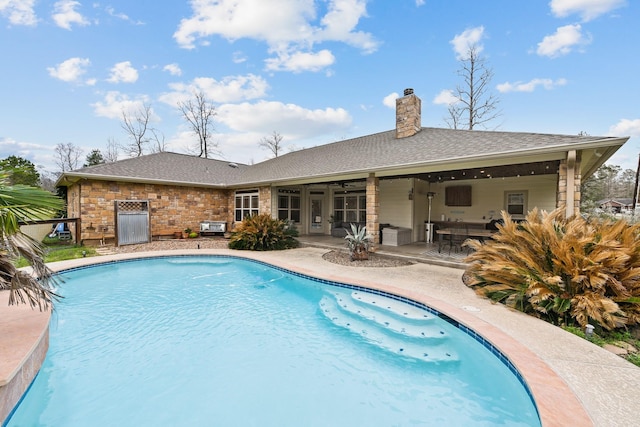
[566, 150, 576, 217]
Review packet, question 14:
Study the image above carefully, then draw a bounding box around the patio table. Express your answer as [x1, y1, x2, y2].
[435, 228, 495, 253]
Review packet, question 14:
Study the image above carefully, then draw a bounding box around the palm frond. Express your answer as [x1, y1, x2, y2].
[464, 208, 640, 330]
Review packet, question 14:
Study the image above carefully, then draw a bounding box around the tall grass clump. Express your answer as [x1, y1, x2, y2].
[464, 208, 640, 331]
[228, 214, 299, 251]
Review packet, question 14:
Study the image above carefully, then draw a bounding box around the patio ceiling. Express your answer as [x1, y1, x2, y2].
[410, 160, 561, 183]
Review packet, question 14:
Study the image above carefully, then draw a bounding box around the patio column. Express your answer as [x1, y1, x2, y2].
[259, 186, 272, 215]
[366, 173, 380, 250]
[557, 150, 581, 217]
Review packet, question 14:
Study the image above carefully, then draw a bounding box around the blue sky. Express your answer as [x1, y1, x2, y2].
[1, 0, 638, 176]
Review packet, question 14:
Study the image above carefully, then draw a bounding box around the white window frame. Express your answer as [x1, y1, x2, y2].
[504, 190, 527, 217]
[277, 190, 301, 223]
[333, 192, 366, 224]
[235, 190, 259, 221]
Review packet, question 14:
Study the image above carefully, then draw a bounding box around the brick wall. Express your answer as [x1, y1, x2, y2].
[395, 90, 421, 138]
[366, 174, 380, 248]
[70, 180, 231, 243]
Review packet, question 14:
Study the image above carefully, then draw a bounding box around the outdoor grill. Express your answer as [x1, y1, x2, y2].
[199, 221, 227, 235]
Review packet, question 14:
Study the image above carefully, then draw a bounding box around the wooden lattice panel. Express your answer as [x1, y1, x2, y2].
[117, 200, 149, 212]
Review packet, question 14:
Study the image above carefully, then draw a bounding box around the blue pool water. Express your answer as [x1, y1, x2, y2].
[6, 256, 540, 426]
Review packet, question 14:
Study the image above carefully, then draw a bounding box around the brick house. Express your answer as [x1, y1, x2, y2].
[57, 89, 629, 246]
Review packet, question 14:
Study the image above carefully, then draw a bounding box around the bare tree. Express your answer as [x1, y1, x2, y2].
[259, 131, 285, 158]
[178, 91, 217, 158]
[445, 44, 500, 130]
[149, 128, 168, 153]
[54, 142, 83, 172]
[105, 137, 120, 163]
[121, 103, 152, 157]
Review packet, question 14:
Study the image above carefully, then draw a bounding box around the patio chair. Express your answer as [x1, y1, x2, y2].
[445, 226, 469, 255]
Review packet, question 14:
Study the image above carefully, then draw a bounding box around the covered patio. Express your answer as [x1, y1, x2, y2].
[296, 234, 470, 269]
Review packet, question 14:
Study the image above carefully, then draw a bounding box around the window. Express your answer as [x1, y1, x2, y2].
[505, 191, 527, 216]
[334, 192, 366, 224]
[278, 190, 301, 222]
[235, 191, 259, 221]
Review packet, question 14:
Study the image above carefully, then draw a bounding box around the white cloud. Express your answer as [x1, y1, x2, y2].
[0, 137, 60, 171]
[52, 0, 90, 30]
[217, 101, 352, 138]
[609, 118, 640, 137]
[163, 63, 182, 76]
[159, 74, 269, 106]
[107, 61, 139, 83]
[232, 51, 248, 64]
[550, 0, 626, 22]
[92, 91, 152, 119]
[105, 6, 144, 25]
[265, 49, 335, 73]
[0, 0, 37, 26]
[536, 24, 590, 58]
[316, 0, 378, 53]
[496, 78, 568, 93]
[0, 137, 50, 159]
[173, 0, 377, 72]
[432, 89, 459, 106]
[47, 57, 91, 83]
[383, 92, 399, 108]
[450, 26, 485, 59]
[416, 0, 425, 5]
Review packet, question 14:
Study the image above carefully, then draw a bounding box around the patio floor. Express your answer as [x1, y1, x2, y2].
[297, 235, 470, 268]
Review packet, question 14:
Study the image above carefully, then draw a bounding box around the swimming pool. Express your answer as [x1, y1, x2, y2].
[6, 256, 540, 426]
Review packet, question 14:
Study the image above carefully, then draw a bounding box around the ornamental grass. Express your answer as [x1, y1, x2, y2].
[464, 208, 640, 331]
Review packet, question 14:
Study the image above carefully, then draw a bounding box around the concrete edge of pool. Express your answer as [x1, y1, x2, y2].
[2, 247, 639, 426]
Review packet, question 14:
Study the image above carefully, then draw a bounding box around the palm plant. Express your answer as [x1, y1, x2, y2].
[0, 174, 65, 310]
[464, 208, 640, 331]
[344, 223, 373, 261]
[228, 214, 299, 251]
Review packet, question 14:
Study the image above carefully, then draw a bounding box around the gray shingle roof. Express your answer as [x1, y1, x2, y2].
[238, 127, 625, 185]
[63, 152, 248, 187]
[58, 127, 627, 188]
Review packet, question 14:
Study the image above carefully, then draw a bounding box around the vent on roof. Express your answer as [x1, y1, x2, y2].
[228, 162, 238, 168]
[404, 88, 414, 96]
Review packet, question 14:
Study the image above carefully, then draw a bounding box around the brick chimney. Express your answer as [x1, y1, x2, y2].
[395, 88, 421, 138]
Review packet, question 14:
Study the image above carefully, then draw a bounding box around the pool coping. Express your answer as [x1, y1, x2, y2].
[3, 247, 640, 426]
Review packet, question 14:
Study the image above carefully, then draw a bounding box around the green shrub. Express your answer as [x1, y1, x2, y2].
[228, 214, 299, 251]
[344, 223, 373, 261]
[464, 208, 640, 331]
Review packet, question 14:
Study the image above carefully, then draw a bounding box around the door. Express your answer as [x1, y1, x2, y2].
[310, 196, 324, 234]
[116, 200, 151, 245]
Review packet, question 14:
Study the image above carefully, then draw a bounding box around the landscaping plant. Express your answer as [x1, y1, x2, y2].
[0, 175, 65, 310]
[464, 208, 640, 331]
[344, 223, 373, 261]
[228, 214, 299, 251]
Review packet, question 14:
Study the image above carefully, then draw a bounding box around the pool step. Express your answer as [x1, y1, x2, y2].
[319, 291, 458, 363]
[329, 291, 448, 340]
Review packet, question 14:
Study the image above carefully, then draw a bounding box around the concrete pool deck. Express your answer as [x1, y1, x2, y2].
[2, 247, 640, 426]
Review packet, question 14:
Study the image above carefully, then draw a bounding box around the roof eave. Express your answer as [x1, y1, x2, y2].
[230, 136, 630, 187]
[56, 172, 229, 188]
